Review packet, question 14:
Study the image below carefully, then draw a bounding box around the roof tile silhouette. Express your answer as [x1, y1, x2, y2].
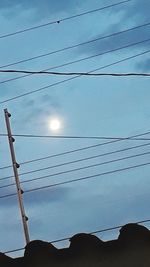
[1, 223, 150, 267]
[69, 233, 103, 251]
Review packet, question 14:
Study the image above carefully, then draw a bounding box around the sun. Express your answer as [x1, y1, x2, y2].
[49, 118, 61, 131]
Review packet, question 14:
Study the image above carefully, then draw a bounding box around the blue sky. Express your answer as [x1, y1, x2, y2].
[1, 0, 150, 257]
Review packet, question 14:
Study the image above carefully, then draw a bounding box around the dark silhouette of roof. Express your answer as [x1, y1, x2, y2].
[0, 252, 12, 265]
[69, 233, 103, 251]
[119, 223, 150, 242]
[1, 223, 150, 267]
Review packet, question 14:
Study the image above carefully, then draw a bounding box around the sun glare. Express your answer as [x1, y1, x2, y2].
[49, 118, 61, 131]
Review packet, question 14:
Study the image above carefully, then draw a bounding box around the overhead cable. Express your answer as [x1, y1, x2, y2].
[1, 37, 150, 74]
[18, 150, 150, 178]
[1, 20, 150, 71]
[1, 133, 150, 140]
[1, 141, 150, 172]
[0, 131, 150, 169]
[1, 161, 150, 199]
[1, 150, 150, 188]
[1, 48, 150, 104]
[1, 69, 150, 77]
[0, 0, 133, 40]
[15, 161, 150, 193]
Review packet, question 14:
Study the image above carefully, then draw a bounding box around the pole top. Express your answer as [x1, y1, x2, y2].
[4, 109, 11, 117]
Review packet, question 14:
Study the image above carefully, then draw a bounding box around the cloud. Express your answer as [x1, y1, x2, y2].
[0, 0, 81, 19]
[77, 0, 150, 69]
[78, 23, 150, 56]
[0, 0, 78, 10]
[11, 93, 62, 130]
[0, 186, 70, 208]
[136, 59, 150, 71]
[121, 0, 150, 22]
[24, 186, 70, 206]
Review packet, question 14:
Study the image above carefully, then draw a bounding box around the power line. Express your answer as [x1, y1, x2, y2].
[3, 218, 150, 254]
[1, 139, 150, 183]
[1, 150, 150, 188]
[49, 219, 150, 243]
[1, 69, 150, 77]
[17, 142, 150, 165]
[0, 141, 117, 171]
[4, 247, 24, 254]
[0, 165, 12, 170]
[17, 161, 150, 193]
[1, 20, 149, 72]
[18, 150, 150, 178]
[0, 0, 132, 40]
[0, 192, 16, 199]
[1, 130, 150, 170]
[1, 48, 150, 104]
[1, 133, 150, 140]
[1, 37, 150, 77]
[0, 133, 121, 139]
[1, 141, 150, 173]
[1, 160, 150, 199]
[89, 219, 150, 235]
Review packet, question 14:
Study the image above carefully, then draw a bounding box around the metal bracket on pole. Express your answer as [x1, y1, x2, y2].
[4, 109, 30, 245]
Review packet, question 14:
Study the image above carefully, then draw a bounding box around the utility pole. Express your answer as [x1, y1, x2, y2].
[4, 109, 30, 245]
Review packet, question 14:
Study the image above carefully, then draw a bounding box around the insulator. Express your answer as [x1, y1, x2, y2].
[8, 112, 11, 117]
[16, 162, 20, 168]
[21, 189, 24, 194]
[25, 216, 29, 221]
[11, 137, 15, 142]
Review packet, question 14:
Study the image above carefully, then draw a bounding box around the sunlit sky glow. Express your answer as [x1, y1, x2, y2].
[49, 118, 61, 131]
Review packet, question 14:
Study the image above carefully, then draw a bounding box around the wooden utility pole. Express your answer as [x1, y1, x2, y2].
[4, 109, 30, 245]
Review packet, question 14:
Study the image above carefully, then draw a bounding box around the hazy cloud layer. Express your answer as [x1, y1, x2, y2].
[0, 186, 70, 207]
[121, 0, 150, 22]
[79, 24, 150, 55]
[0, 0, 81, 19]
[137, 59, 150, 71]
[78, 0, 150, 69]
[11, 93, 62, 130]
